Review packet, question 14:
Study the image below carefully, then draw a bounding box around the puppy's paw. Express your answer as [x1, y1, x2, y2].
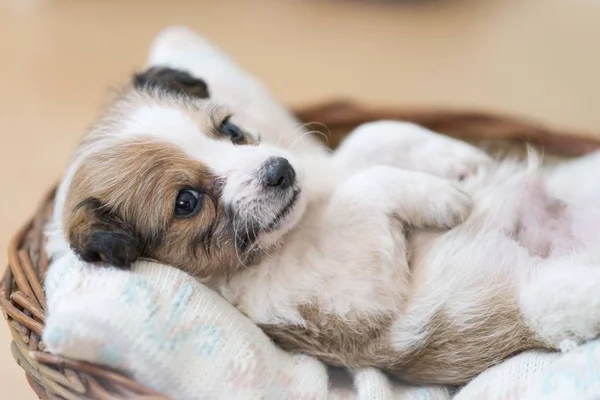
[426, 147, 492, 181]
[422, 181, 473, 229]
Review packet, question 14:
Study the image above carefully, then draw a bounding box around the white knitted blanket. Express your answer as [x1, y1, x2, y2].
[43, 27, 600, 399]
[43, 253, 600, 400]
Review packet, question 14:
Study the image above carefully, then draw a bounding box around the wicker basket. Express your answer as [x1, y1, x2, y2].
[3, 100, 600, 399]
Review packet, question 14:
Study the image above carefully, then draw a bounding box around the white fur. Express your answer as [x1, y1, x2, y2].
[545, 150, 600, 208]
[520, 262, 600, 348]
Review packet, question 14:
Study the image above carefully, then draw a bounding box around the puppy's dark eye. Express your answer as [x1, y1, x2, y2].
[220, 117, 245, 144]
[175, 189, 203, 217]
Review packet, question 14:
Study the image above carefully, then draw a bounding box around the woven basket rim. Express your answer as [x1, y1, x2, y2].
[3, 99, 600, 399]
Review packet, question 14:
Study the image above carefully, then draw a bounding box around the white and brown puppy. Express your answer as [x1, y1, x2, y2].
[47, 68, 600, 385]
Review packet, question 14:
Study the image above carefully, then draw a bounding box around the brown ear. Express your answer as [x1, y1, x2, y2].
[133, 66, 210, 99]
[67, 198, 141, 269]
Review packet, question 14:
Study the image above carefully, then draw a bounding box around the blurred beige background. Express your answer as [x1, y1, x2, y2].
[1, 0, 600, 397]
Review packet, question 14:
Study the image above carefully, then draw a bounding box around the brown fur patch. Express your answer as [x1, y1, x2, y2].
[260, 304, 395, 368]
[65, 140, 246, 282]
[393, 297, 544, 384]
[261, 293, 544, 385]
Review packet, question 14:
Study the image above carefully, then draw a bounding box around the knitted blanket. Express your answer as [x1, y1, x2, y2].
[43, 26, 600, 400]
[43, 253, 600, 400]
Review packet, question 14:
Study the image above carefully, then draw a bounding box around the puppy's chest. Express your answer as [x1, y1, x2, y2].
[227, 204, 405, 326]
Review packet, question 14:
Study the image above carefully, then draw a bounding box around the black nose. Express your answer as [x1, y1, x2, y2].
[262, 157, 295, 189]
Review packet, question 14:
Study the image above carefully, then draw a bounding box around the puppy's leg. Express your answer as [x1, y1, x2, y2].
[334, 121, 492, 180]
[520, 261, 600, 350]
[314, 166, 472, 318]
[321, 166, 473, 264]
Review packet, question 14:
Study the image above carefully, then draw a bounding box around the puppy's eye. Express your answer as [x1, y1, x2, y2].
[220, 117, 245, 144]
[175, 189, 203, 217]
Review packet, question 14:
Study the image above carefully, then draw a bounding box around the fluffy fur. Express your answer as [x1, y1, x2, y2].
[47, 67, 600, 385]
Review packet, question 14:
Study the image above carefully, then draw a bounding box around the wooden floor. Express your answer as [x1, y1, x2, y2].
[2, 0, 600, 397]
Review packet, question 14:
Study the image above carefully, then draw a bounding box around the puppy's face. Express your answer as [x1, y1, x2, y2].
[64, 73, 306, 283]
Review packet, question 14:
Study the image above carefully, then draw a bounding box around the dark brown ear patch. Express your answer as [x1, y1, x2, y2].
[68, 198, 140, 269]
[81, 231, 140, 268]
[133, 66, 210, 99]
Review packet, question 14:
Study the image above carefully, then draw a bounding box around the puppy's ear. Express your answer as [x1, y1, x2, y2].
[67, 198, 141, 269]
[133, 66, 210, 99]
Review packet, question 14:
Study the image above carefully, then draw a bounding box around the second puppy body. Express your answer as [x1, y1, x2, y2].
[48, 67, 600, 385]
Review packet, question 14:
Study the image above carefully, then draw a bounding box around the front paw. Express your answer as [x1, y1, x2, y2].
[427, 146, 492, 181]
[423, 181, 474, 229]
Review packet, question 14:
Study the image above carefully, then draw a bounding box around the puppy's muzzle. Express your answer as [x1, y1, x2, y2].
[261, 157, 296, 190]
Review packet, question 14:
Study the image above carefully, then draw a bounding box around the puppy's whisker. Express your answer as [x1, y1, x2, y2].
[243, 208, 264, 255]
[294, 121, 328, 135]
[286, 130, 330, 152]
[231, 208, 249, 269]
[238, 205, 266, 260]
[286, 131, 315, 151]
[297, 122, 331, 147]
[294, 122, 314, 134]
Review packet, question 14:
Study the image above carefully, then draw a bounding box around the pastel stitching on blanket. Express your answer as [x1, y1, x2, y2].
[538, 343, 600, 395]
[454, 341, 600, 399]
[123, 278, 223, 356]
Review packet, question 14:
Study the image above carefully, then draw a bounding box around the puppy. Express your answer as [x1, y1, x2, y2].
[47, 67, 600, 385]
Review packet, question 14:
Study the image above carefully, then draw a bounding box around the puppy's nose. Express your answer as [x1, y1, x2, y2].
[262, 157, 295, 189]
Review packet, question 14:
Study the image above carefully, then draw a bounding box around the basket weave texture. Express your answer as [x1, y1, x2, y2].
[2, 100, 600, 400]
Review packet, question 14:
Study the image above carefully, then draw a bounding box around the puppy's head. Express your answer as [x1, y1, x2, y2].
[62, 69, 306, 283]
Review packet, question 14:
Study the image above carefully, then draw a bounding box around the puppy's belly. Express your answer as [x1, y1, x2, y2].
[505, 180, 584, 258]
[461, 160, 597, 260]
